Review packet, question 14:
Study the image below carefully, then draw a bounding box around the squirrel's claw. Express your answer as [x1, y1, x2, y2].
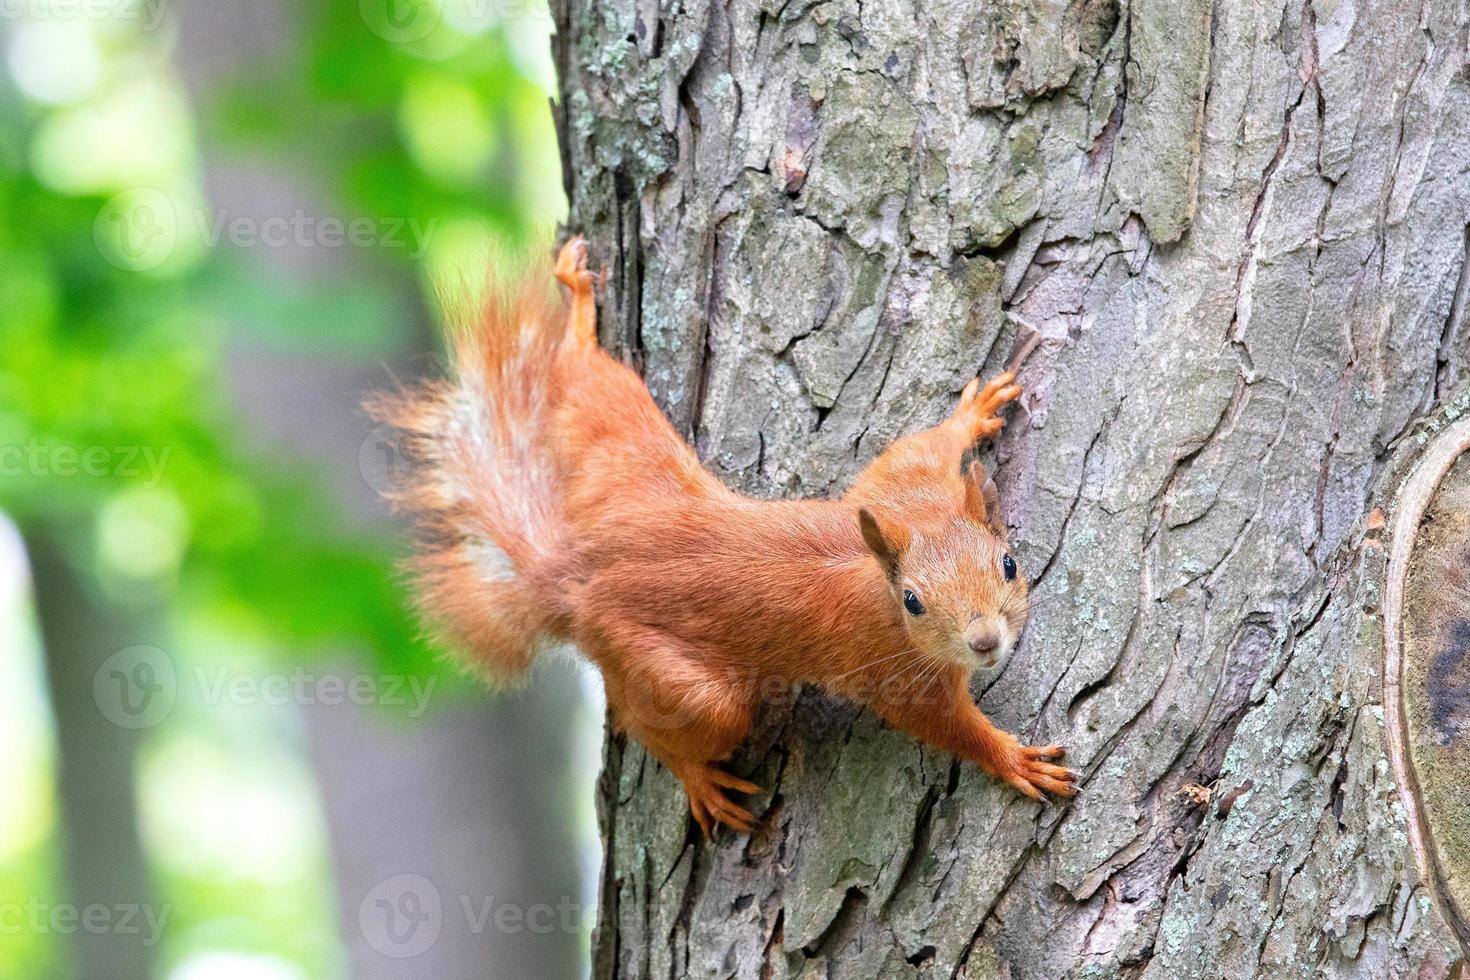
[690, 799, 715, 839]
[706, 769, 761, 795]
[679, 763, 760, 837]
[1002, 743, 1077, 802]
[689, 790, 755, 838]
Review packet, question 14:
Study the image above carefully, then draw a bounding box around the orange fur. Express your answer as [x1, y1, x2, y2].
[371, 238, 1076, 836]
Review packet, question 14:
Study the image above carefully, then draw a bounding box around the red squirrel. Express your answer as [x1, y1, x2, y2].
[371, 238, 1076, 836]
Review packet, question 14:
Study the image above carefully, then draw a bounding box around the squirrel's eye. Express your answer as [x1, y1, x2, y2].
[902, 589, 925, 616]
[1002, 554, 1017, 581]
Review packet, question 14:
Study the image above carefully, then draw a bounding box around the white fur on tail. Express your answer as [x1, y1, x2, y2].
[367, 274, 567, 683]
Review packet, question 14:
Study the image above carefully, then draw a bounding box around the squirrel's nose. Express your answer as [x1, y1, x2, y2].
[967, 626, 1000, 654]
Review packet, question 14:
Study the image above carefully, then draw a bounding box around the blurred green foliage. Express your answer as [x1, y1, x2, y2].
[0, 1, 564, 975]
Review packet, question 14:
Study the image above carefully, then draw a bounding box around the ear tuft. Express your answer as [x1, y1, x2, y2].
[962, 460, 1007, 535]
[962, 460, 988, 524]
[981, 476, 1003, 534]
[859, 507, 910, 581]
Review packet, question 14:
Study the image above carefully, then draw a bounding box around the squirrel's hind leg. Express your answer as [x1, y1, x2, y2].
[628, 686, 760, 837]
[553, 236, 603, 347]
[593, 635, 760, 837]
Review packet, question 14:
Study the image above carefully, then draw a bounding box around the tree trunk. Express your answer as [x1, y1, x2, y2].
[552, 0, 1470, 975]
[28, 531, 158, 980]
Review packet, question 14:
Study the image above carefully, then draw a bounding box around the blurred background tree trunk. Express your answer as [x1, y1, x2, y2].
[28, 531, 157, 980]
[555, 0, 1470, 975]
[21, 6, 587, 978]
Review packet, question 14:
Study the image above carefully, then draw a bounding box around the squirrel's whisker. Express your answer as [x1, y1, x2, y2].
[829, 647, 917, 682]
[906, 655, 948, 693]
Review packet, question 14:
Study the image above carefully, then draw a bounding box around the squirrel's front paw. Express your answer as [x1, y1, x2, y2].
[997, 743, 1076, 802]
[956, 371, 1023, 440]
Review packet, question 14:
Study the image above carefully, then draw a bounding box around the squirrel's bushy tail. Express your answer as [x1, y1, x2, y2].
[368, 260, 569, 684]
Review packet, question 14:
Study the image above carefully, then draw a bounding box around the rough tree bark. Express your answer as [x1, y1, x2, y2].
[550, 0, 1470, 975]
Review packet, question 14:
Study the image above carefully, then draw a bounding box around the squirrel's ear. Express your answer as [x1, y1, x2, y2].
[963, 460, 1006, 535]
[859, 507, 910, 581]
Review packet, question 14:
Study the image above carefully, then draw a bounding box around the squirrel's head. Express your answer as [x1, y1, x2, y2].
[859, 462, 1028, 672]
